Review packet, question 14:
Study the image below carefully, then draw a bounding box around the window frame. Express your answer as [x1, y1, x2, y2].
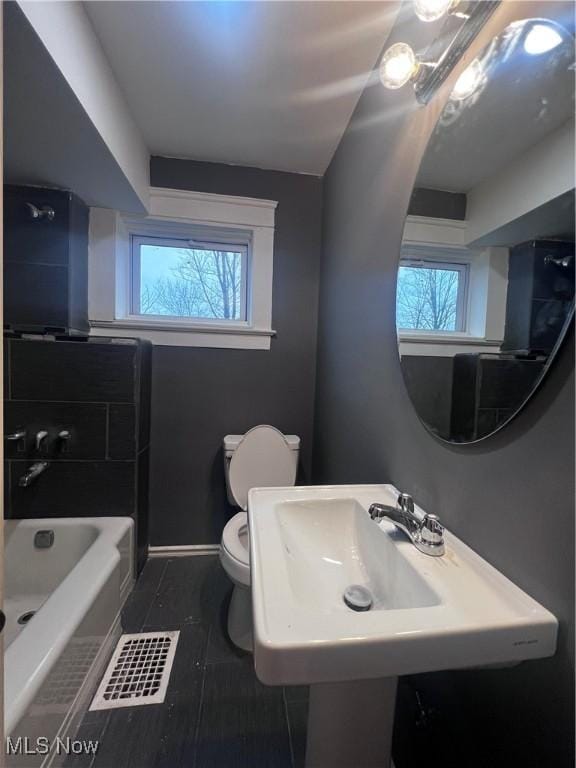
[88, 187, 277, 349]
[129, 233, 250, 324]
[398, 216, 509, 358]
[397, 255, 470, 333]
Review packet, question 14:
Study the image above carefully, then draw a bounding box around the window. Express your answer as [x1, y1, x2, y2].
[131, 235, 248, 322]
[398, 216, 509, 356]
[88, 188, 277, 349]
[397, 258, 469, 332]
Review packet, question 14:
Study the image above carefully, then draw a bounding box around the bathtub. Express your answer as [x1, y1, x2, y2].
[4, 517, 134, 763]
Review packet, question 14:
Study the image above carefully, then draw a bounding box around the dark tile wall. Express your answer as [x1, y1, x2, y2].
[4, 185, 89, 335]
[4, 335, 152, 572]
[503, 239, 575, 354]
[450, 354, 546, 442]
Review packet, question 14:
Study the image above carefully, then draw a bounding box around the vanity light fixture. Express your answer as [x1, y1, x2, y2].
[449, 58, 484, 100]
[523, 23, 563, 55]
[379, 0, 500, 104]
[379, 43, 424, 90]
[413, 0, 461, 23]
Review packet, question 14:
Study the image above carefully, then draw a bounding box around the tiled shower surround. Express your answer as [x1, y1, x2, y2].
[4, 334, 151, 572]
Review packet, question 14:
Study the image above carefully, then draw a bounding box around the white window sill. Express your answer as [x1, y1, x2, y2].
[398, 333, 501, 345]
[89, 320, 275, 349]
[398, 333, 503, 358]
[88, 187, 278, 351]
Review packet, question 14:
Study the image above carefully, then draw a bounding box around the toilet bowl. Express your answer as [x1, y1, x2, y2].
[219, 425, 300, 651]
[220, 512, 251, 650]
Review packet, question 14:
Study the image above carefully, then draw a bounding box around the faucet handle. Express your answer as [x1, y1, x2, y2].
[397, 493, 415, 515]
[368, 503, 387, 522]
[420, 513, 444, 548]
[35, 430, 49, 451]
[6, 431, 27, 453]
[58, 429, 72, 454]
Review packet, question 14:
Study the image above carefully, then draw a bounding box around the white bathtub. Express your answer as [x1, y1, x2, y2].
[4, 517, 134, 759]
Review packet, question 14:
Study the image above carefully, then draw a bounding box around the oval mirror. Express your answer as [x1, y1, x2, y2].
[397, 15, 575, 443]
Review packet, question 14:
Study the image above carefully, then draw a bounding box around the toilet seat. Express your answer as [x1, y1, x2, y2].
[222, 511, 249, 565]
[228, 425, 296, 511]
[220, 512, 250, 586]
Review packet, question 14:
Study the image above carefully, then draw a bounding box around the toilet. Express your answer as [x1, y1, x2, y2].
[219, 425, 300, 651]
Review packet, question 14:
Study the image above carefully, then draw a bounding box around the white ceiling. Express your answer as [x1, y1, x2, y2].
[85, 1, 397, 176]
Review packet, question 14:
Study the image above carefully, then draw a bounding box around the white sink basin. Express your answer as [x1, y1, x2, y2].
[275, 496, 439, 614]
[249, 484, 557, 686]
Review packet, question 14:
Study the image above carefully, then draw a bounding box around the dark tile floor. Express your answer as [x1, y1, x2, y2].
[68, 556, 309, 768]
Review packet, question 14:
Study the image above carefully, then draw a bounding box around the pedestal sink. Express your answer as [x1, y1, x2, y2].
[248, 484, 557, 768]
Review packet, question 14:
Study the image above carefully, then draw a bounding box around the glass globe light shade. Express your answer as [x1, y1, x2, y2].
[379, 43, 419, 90]
[450, 59, 484, 100]
[524, 24, 563, 55]
[413, 0, 457, 23]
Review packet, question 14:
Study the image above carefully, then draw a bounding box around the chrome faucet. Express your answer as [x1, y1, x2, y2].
[6, 431, 27, 452]
[19, 461, 49, 488]
[369, 493, 445, 557]
[6, 431, 26, 442]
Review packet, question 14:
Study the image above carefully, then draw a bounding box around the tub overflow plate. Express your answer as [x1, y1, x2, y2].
[18, 611, 36, 625]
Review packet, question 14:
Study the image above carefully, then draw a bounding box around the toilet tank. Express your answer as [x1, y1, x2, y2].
[223, 433, 300, 506]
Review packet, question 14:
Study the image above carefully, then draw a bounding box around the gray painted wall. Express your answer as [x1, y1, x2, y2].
[148, 157, 322, 545]
[314, 3, 574, 767]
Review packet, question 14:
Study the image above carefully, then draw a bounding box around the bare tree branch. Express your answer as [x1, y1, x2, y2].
[137, 247, 243, 320]
[397, 264, 459, 331]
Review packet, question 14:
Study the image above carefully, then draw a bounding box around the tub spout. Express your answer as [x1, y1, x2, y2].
[18, 461, 49, 487]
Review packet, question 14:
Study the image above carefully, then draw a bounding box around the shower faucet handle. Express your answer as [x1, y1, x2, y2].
[58, 430, 72, 452]
[35, 430, 49, 450]
[6, 430, 27, 451]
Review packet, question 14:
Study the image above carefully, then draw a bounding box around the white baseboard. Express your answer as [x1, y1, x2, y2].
[148, 544, 220, 557]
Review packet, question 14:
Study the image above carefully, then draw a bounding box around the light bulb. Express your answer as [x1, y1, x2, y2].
[379, 43, 420, 90]
[450, 59, 484, 100]
[523, 24, 563, 55]
[413, 0, 457, 23]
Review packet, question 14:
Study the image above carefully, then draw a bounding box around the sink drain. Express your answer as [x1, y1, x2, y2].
[18, 611, 36, 625]
[343, 585, 373, 612]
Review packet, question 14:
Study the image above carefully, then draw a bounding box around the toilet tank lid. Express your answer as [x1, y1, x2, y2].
[224, 434, 300, 451]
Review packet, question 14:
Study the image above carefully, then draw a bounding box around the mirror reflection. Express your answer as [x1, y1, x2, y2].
[397, 15, 575, 443]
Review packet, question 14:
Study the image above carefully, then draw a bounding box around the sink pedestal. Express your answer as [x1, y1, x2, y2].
[305, 677, 398, 768]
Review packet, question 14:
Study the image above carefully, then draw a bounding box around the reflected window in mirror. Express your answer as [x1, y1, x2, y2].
[397, 255, 468, 333]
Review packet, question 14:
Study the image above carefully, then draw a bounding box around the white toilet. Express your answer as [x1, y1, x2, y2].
[219, 425, 300, 651]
